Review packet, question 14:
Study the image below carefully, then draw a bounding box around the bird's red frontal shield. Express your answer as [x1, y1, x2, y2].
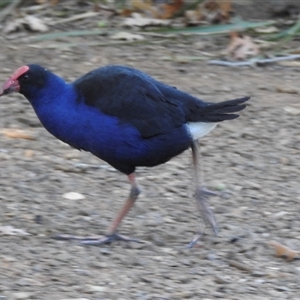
[0, 65, 29, 96]
[10, 65, 30, 81]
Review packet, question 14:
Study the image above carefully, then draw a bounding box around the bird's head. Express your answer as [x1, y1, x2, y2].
[0, 64, 49, 100]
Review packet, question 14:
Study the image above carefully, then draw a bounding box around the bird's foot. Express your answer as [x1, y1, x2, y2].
[81, 233, 142, 245]
[187, 232, 203, 249]
[200, 187, 219, 197]
[195, 187, 219, 236]
[53, 233, 143, 245]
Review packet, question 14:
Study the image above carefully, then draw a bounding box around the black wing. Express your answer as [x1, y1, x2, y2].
[73, 65, 249, 138]
[188, 97, 249, 122]
[73, 65, 187, 138]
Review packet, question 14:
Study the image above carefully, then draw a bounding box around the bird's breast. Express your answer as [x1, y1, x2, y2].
[33, 99, 193, 170]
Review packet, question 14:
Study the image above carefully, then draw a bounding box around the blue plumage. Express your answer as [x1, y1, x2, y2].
[23, 67, 192, 174]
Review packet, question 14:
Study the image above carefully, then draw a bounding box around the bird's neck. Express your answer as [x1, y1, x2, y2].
[24, 73, 74, 108]
[23, 73, 78, 138]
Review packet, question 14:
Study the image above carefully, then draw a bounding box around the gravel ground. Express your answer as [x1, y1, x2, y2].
[1, 20, 300, 300]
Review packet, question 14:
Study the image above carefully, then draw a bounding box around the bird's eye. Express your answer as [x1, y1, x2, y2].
[21, 74, 29, 81]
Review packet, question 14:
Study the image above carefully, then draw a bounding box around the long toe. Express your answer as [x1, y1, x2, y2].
[196, 200, 219, 236]
[52, 233, 143, 245]
[52, 234, 105, 241]
[187, 233, 203, 249]
[200, 187, 219, 197]
[81, 233, 143, 245]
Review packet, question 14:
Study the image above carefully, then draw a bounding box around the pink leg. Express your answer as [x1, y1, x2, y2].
[188, 141, 218, 248]
[53, 173, 143, 245]
[107, 173, 141, 234]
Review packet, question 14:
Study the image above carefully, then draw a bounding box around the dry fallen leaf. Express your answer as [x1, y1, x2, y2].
[255, 26, 279, 34]
[159, 0, 184, 19]
[205, 0, 232, 22]
[110, 31, 145, 42]
[185, 0, 232, 25]
[120, 0, 156, 18]
[283, 106, 300, 116]
[35, 0, 58, 4]
[227, 32, 259, 60]
[24, 149, 35, 158]
[278, 60, 300, 67]
[185, 9, 202, 25]
[3, 19, 23, 34]
[0, 129, 36, 140]
[130, 0, 156, 16]
[24, 15, 49, 32]
[268, 240, 300, 261]
[276, 86, 299, 94]
[0, 225, 30, 236]
[121, 0, 183, 19]
[4, 15, 48, 34]
[123, 12, 170, 27]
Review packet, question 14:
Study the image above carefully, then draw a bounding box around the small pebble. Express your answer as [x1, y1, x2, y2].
[62, 192, 85, 200]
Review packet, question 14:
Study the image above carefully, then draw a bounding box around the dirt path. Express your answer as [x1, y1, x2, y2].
[0, 31, 300, 300]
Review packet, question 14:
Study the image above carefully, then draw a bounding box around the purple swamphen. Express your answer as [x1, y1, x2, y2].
[0, 64, 249, 246]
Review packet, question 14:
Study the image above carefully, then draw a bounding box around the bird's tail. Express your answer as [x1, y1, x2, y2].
[201, 96, 250, 122]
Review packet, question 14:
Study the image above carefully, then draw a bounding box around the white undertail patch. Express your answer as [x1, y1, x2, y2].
[187, 122, 217, 140]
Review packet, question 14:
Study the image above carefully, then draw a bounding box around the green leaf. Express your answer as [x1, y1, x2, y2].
[30, 29, 107, 42]
[267, 18, 300, 41]
[155, 20, 276, 35]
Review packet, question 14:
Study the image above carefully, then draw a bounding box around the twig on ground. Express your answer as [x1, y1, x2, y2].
[28, 29, 107, 42]
[28, 39, 153, 49]
[49, 11, 100, 26]
[208, 54, 300, 67]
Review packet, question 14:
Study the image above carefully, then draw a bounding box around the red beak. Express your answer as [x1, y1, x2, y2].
[0, 78, 20, 97]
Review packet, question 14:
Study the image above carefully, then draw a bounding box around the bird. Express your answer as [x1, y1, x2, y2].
[0, 64, 249, 246]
